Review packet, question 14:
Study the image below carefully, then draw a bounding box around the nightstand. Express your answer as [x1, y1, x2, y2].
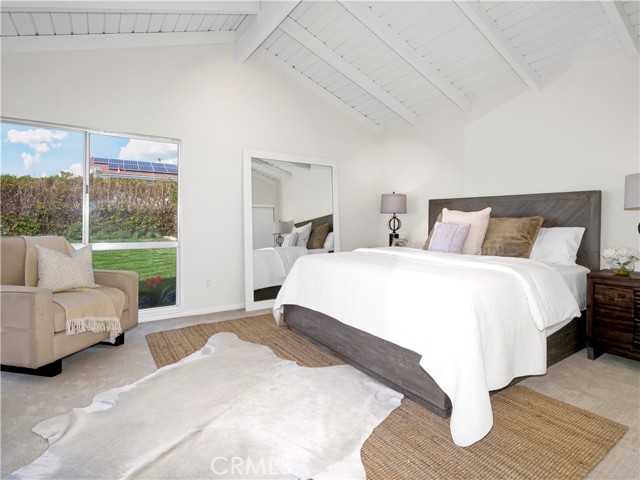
[586, 270, 640, 361]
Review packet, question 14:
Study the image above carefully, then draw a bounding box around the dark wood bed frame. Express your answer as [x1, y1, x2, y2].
[283, 191, 601, 417]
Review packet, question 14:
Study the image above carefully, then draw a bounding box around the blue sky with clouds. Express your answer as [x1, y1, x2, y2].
[1, 122, 178, 177]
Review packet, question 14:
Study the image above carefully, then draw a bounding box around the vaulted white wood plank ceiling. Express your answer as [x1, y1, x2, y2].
[2, 1, 639, 133]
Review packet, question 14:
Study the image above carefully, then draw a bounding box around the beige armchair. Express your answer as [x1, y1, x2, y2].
[1, 236, 138, 376]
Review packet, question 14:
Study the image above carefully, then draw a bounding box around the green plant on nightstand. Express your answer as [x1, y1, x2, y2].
[602, 247, 639, 276]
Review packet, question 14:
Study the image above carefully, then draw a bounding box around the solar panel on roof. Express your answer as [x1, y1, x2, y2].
[97, 157, 177, 175]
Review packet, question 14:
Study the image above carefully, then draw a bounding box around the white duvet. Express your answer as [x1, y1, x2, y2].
[273, 247, 581, 447]
[253, 247, 308, 290]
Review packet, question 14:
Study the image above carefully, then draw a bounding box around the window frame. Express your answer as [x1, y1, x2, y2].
[1, 116, 182, 318]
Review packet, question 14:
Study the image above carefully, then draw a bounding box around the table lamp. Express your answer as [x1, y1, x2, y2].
[380, 192, 407, 246]
[273, 221, 293, 247]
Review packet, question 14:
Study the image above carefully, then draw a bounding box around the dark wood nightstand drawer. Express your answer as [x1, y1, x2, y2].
[594, 326, 633, 348]
[593, 284, 634, 308]
[593, 305, 633, 323]
[593, 307, 633, 331]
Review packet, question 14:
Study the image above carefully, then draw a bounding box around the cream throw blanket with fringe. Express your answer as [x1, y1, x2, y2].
[23, 236, 124, 342]
[53, 288, 124, 342]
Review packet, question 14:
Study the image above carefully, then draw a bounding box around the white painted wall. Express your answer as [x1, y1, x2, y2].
[280, 164, 333, 223]
[252, 177, 279, 213]
[0, 44, 374, 316]
[340, 108, 466, 251]
[463, 53, 639, 257]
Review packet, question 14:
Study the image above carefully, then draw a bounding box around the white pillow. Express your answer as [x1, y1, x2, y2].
[530, 227, 585, 265]
[292, 222, 312, 247]
[323, 232, 335, 250]
[36, 244, 96, 293]
[441, 207, 491, 255]
[282, 232, 298, 247]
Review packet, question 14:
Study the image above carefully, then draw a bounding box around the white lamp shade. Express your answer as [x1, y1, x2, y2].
[624, 173, 640, 210]
[380, 193, 407, 214]
[272, 221, 293, 234]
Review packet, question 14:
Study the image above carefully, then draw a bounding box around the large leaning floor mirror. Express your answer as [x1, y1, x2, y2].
[243, 150, 339, 311]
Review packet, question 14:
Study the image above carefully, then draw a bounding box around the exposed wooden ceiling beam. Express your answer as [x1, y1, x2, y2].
[256, 49, 382, 134]
[279, 17, 419, 125]
[454, 1, 541, 90]
[601, 1, 639, 62]
[340, 1, 471, 113]
[252, 158, 293, 180]
[0, 1, 260, 15]
[1, 31, 235, 54]
[235, 1, 300, 63]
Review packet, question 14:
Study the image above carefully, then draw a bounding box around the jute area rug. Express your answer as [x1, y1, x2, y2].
[146, 314, 627, 480]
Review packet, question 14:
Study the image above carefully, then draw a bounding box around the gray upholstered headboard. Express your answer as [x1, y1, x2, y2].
[428, 191, 601, 271]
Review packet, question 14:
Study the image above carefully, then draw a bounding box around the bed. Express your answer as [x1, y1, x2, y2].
[274, 191, 601, 446]
[253, 214, 333, 301]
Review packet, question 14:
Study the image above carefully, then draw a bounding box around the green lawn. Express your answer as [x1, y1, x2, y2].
[92, 248, 176, 280]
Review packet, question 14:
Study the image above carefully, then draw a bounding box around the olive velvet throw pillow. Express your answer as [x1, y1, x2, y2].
[308, 223, 330, 249]
[481, 216, 544, 258]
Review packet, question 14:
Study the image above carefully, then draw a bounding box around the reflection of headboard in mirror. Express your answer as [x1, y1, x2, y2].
[428, 191, 601, 271]
[295, 214, 333, 233]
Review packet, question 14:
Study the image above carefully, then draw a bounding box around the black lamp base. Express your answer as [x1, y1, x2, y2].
[389, 232, 399, 246]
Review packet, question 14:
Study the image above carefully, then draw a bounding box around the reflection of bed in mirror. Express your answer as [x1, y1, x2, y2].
[253, 215, 333, 301]
[243, 149, 340, 311]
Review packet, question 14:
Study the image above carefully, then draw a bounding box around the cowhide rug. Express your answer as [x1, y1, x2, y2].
[9, 333, 403, 479]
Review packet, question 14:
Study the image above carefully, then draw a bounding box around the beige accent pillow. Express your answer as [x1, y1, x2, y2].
[36, 244, 96, 293]
[441, 207, 492, 255]
[423, 213, 443, 250]
[482, 216, 544, 258]
[308, 223, 330, 249]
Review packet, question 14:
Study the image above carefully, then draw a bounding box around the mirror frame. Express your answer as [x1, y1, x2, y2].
[243, 149, 340, 311]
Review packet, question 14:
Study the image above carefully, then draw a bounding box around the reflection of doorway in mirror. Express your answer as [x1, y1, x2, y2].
[252, 205, 274, 249]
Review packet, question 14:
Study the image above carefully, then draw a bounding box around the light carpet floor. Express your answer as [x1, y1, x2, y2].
[2, 309, 639, 479]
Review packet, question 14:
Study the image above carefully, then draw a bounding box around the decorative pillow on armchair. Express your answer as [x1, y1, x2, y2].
[36, 245, 96, 293]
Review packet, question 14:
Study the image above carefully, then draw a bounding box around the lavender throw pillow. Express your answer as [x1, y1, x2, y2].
[427, 222, 471, 254]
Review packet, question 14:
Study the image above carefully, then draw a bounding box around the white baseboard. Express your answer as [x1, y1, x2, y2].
[138, 303, 246, 323]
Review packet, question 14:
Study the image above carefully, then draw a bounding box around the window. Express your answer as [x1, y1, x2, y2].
[0, 123, 84, 241]
[0, 119, 180, 312]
